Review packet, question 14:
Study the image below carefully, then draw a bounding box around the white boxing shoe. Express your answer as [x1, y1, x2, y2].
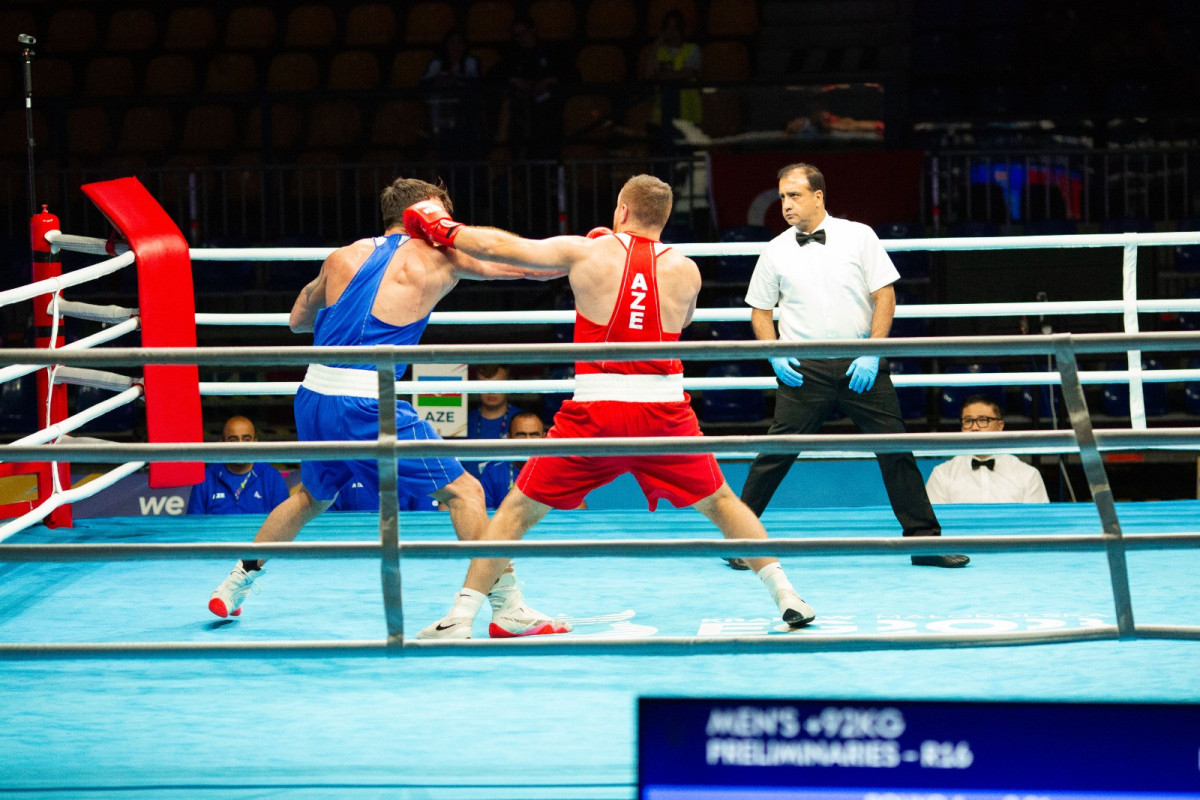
[488, 603, 573, 638]
[486, 570, 572, 638]
[209, 563, 262, 618]
[417, 615, 474, 639]
[776, 589, 816, 629]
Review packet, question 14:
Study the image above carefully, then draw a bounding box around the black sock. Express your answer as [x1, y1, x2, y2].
[240, 559, 261, 572]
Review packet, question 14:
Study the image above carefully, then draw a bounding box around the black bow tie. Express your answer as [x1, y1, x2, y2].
[796, 229, 826, 247]
[971, 458, 995, 471]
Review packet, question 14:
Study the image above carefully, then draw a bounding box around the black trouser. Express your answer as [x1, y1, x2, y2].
[739, 358, 941, 537]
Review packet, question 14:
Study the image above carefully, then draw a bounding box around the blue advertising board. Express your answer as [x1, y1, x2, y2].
[639, 698, 1200, 799]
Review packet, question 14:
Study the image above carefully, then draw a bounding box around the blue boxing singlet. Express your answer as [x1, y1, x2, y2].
[295, 232, 465, 503]
[312, 233, 429, 373]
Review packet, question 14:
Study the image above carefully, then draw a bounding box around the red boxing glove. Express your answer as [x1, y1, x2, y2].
[586, 226, 613, 239]
[403, 200, 464, 248]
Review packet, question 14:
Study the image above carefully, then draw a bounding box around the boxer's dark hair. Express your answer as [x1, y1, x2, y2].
[382, 177, 453, 230]
[777, 163, 826, 196]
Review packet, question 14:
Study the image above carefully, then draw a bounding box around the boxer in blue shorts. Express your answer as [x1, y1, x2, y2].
[208, 177, 564, 635]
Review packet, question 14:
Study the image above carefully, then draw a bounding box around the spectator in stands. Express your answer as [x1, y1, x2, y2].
[494, 15, 563, 158]
[467, 363, 522, 439]
[465, 376, 588, 511]
[477, 410, 544, 510]
[460, 363, 522, 493]
[640, 10, 702, 153]
[925, 395, 1049, 504]
[421, 29, 483, 159]
[186, 415, 290, 515]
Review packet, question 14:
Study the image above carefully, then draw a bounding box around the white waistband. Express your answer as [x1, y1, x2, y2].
[572, 372, 684, 402]
[301, 364, 383, 399]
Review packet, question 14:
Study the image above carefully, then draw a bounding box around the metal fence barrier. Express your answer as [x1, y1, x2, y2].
[2, 332, 1199, 658]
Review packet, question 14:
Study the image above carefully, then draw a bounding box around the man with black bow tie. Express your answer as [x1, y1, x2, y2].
[926, 395, 1049, 504]
[733, 162, 970, 569]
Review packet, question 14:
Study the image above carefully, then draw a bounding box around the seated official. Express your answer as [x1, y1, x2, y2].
[186, 416, 290, 515]
[472, 411, 588, 511]
[477, 411, 544, 510]
[926, 395, 1049, 504]
[466, 363, 521, 439]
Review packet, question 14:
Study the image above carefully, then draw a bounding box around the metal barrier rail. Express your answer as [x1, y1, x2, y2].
[5, 427, 1200, 465]
[0, 628, 1142, 661]
[3, 331, 1200, 368]
[196, 369, 1200, 400]
[3, 533, 1197, 562]
[3, 331, 1200, 657]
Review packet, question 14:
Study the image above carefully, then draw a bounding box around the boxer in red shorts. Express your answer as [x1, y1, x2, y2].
[405, 174, 816, 639]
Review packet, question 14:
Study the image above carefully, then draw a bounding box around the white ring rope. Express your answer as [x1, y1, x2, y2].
[43, 230, 130, 256]
[195, 368, 1200, 399]
[53, 367, 137, 393]
[21, 229, 1200, 429]
[3, 233, 1195, 510]
[43, 293, 64, 496]
[680, 231, 1200, 255]
[67, 315, 141, 349]
[0, 251, 134, 309]
[195, 298, 1200, 328]
[52, 299, 137, 324]
[0, 230, 145, 535]
[0, 460, 144, 543]
[9, 387, 142, 448]
[0, 318, 140, 386]
[0, 226, 1195, 656]
[182, 230, 1200, 264]
[0, 380, 144, 537]
[0, 373, 144, 535]
[185, 225, 1200, 436]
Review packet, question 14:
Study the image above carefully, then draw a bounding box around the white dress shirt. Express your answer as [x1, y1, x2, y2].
[925, 454, 1050, 504]
[744, 213, 900, 345]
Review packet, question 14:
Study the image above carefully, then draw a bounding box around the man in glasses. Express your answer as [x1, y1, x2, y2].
[926, 395, 1050, 504]
[477, 411, 545, 510]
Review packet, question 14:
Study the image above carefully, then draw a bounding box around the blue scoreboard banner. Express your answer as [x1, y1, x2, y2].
[638, 698, 1200, 799]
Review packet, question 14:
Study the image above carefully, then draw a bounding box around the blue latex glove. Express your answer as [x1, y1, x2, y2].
[845, 356, 880, 393]
[770, 356, 804, 387]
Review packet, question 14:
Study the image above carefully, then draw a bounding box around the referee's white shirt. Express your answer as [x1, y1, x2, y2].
[744, 213, 899, 344]
[925, 454, 1050, 504]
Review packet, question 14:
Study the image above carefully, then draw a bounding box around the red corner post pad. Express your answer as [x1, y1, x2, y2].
[81, 177, 203, 488]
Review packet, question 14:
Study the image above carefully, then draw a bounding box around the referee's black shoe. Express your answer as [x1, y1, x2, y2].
[911, 554, 970, 568]
[722, 557, 751, 571]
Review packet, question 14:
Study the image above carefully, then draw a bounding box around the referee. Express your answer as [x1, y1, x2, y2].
[736, 162, 968, 569]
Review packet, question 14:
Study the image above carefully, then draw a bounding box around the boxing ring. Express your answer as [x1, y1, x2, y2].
[1, 180, 1199, 797]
